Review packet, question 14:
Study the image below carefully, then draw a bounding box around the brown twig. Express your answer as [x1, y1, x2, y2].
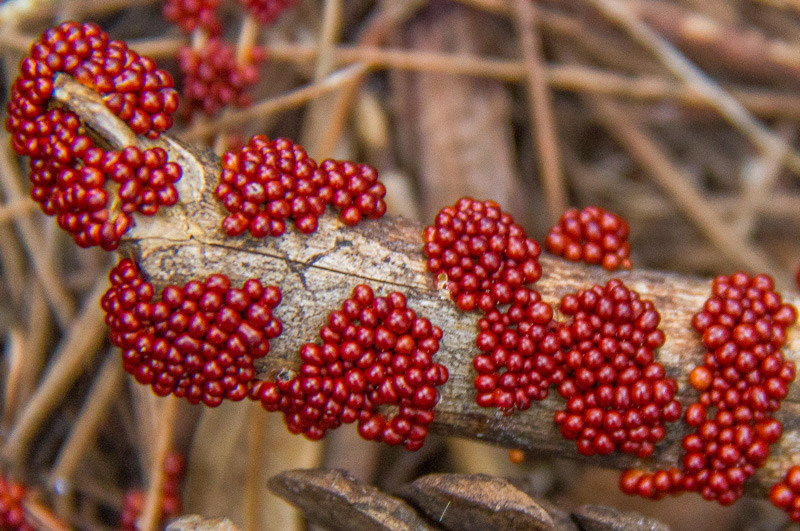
[584, 95, 794, 289]
[49, 352, 124, 497]
[53, 72, 800, 497]
[138, 396, 179, 531]
[0, 137, 76, 328]
[586, 0, 800, 178]
[513, 0, 567, 225]
[2, 276, 107, 468]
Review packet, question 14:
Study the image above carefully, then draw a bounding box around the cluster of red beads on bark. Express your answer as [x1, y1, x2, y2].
[5, 22, 181, 250]
[250, 285, 449, 451]
[7, 22, 176, 139]
[423, 198, 543, 312]
[98, 146, 181, 215]
[177, 40, 266, 118]
[25, 126, 180, 250]
[102, 259, 283, 407]
[770, 466, 800, 521]
[239, 0, 297, 24]
[119, 453, 183, 530]
[0, 475, 33, 531]
[553, 279, 681, 458]
[215, 136, 387, 237]
[545, 206, 632, 271]
[164, 0, 222, 34]
[474, 287, 566, 412]
[621, 272, 797, 505]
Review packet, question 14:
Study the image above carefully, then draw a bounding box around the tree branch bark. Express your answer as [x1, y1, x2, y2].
[51, 73, 800, 497]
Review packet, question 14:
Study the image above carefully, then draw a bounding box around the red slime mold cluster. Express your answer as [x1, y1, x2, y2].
[250, 284, 449, 451]
[163, 0, 222, 34]
[423, 198, 542, 312]
[240, 0, 298, 24]
[554, 280, 681, 458]
[770, 466, 800, 522]
[102, 259, 283, 407]
[545, 206, 632, 271]
[119, 453, 183, 530]
[7, 22, 177, 140]
[424, 199, 679, 460]
[177, 39, 267, 117]
[621, 272, 797, 505]
[6, 22, 181, 250]
[474, 287, 566, 412]
[215, 136, 386, 237]
[0, 475, 33, 531]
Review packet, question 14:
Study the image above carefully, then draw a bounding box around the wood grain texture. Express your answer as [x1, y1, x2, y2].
[53, 72, 800, 496]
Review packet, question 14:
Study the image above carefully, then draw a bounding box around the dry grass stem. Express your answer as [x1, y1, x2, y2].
[513, 0, 567, 224]
[2, 328, 26, 429]
[49, 352, 124, 496]
[22, 498, 70, 531]
[301, 0, 344, 156]
[235, 15, 261, 65]
[2, 278, 107, 465]
[313, 1, 427, 159]
[245, 403, 266, 531]
[0, 197, 37, 223]
[586, 95, 792, 287]
[138, 396, 179, 531]
[0, 137, 75, 328]
[179, 64, 365, 141]
[587, 0, 800, 177]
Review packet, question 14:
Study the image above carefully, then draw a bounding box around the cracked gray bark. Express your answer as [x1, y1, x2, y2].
[51, 73, 800, 496]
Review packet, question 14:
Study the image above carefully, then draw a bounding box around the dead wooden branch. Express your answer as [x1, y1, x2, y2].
[52, 72, 800, 497]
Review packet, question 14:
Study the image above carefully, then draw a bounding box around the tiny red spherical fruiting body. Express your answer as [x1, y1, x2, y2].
[473, 287, 564, 413]
[770, 466, 800, 522]
[5, 22, 181, 250]
[0, 475, 33, 531]
[545, 206, 632, 271]
[552, 279, 680, 458]
[102, 259, 282, 406]
[250, 284, 448, 451]
[423, 197, 543, 312]
[8, 22, 177, 140]
[216, 136, 387, 238]
[178, 39, 266, 118]
[119, 453, 184, 530]
[239, 0, 297, 24]
[164, 0, 222, 34]
[621, 272, 797, 506]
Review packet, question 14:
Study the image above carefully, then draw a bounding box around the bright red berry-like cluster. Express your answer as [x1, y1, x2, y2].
[545, 206, 632, 271]
[240, 0, 297, 24]
[6, 22, 181, 250]
[119, 453, 183, 530]
[621, 272, 797, 505]
[770, 466, 800, 521]
[0, 475, 33, 531]
[474, 287, 566, 412]
[164, 0, 222, 34]
[553, 279, 681, 458]
[98, 146, 181, 215]
[24, 120, 181, 250]
[177, 40, 266, 118]
[423, 198, 543, 312]
[7, 22, 177, 140]
[215, 136, 387, 237]
[102, 259, 283, 407]
[250, 285, 449, 451]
